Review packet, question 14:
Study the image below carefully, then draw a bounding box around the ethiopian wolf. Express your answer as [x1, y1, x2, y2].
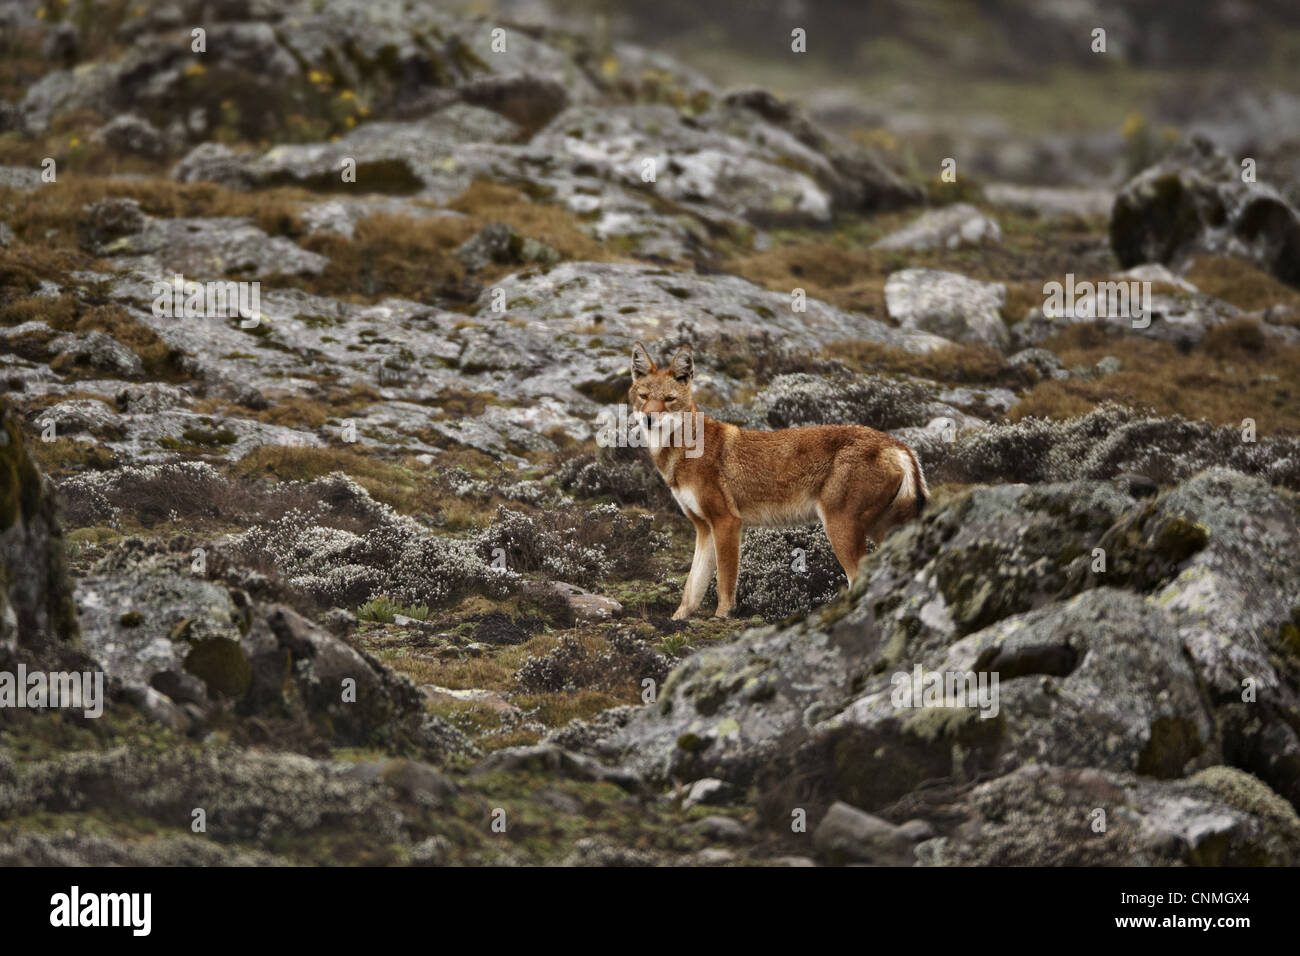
[628, 343, 928, 619]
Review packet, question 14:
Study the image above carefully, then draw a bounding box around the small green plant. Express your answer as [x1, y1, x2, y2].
[659, 632, 691, 657]
[357, 596, 431, 623]
[357, 596, 400, 623]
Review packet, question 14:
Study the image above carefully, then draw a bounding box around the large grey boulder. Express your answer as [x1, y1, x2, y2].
[1111, 135, 1300, 288]
[478, 261, 951, 353]
[885, 269, 1010, 349]
[581, 467, 1300, 845]
[872, 203, 1001, 251]
[0, 402, 80, 657]
[913, 764, 1300, 866]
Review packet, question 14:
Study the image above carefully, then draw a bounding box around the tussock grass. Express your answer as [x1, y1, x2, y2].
[0, 179, 320, 250]
[0, 284, 185, 379]
[1184, 256, 1300, 316]
[1010, 319, 1300, 435]
[823, 339, 1037, 389]
[447, 179, 622, 267]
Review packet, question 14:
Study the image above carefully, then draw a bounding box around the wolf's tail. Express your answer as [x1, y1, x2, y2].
[889, 445, 929, 520]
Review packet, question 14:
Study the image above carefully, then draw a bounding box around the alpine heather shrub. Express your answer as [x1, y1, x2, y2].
[705, 525, 845, 622]
[515, 630, 671, 693]
[442, 467, 559, 507]
[557, 447, 675, 509]
[917, 404, 1300, 489]
[231, 475, 516, 609]
[479, 503, 668, 588]
[57, 460, 231, 528]
[758, 372, 939, 430]
[55, 463, 388, 532]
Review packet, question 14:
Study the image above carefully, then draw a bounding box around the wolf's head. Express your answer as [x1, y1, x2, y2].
[628, 342, 695, 432]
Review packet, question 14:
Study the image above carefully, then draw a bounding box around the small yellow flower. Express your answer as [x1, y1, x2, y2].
[184, 62, 207, 78]
[358, 106, 371, 117]
[344, 115, 356, 128]
[1122, 111, 1146, 140]
[36, 7, 46, 19]
[308, 69, 328, 85]
[69, 136, 80, 147]
[339, 89, 355, 101]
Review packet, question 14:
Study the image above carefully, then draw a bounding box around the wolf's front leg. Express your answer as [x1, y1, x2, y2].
[672, 519, 716, 620]
[711, 516, 742, 618]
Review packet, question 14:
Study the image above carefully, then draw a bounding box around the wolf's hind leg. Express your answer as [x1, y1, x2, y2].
[710, 515, 742, 617]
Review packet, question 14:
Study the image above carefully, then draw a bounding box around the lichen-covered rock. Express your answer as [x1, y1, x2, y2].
[907, 404, 1300, 491]
[478, 261, 951, 352]
[1, 747, 404, 844]
[745, 371, 978, 432]
[0, 166, 41, 191]
[885, 268, 1010, 349]
[91, 114, 167, 158]
[90, 214, 329, 279]
[590, 469, 1300, 825]
[244, 604, 478, 759]
[75, 552, 247, 692]
[1011, 291, 1255, 352]
[872, 203, 1002, 251]
[783, 589, 1216, 813]
[47, 330, 144, 378]
[1111, 134, 1300, 288]
[911, 764, 1300, 866]
[0, 400, 79, 656]
[717, 88, 923, 213]
[591, 481, 1139, 788]
[455, 222, 559, 272]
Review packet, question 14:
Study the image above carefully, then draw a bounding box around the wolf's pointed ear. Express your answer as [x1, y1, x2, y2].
[631, 341, 655, 379]
[669, 345, 694, 383]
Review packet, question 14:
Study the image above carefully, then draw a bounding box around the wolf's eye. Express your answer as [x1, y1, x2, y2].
[637, 392, 648, 401]
[665, 397, 678, 405]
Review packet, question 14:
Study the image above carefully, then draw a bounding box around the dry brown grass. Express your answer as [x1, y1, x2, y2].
[723, 244, 891, 318]
[0, 244, 106, 297]
[291, 212, 474, 303]
[424, 387, 503, 420]
[24, 437, 117, 474]
[723, 206, 1119, 324]
[1009, 319, 1300, 435]
[278, 180, 633, 304]
[1184, 256, 1300, 316]
[0, 179, 322, 251]
[447, 179, 622, 268]
[232, 444, 504, 526]
[234, 445, 423, 500]
[823, 339, 1037, 388]
[0, 174, 624, 309]
[0, 108, 173, 176]
[0, 288, 185, 379]
[194, 382, 382, 428]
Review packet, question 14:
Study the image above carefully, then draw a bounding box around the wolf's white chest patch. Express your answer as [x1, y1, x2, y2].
[671, 485, 703, 519]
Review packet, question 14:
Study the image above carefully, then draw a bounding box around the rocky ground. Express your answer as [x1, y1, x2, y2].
[2, 0, 1300, 865]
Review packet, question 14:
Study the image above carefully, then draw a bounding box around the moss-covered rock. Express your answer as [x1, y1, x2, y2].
[0, 399, 79, 654]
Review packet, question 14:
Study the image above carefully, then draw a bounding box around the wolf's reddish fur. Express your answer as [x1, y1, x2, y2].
[629, 343, 928, 619]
